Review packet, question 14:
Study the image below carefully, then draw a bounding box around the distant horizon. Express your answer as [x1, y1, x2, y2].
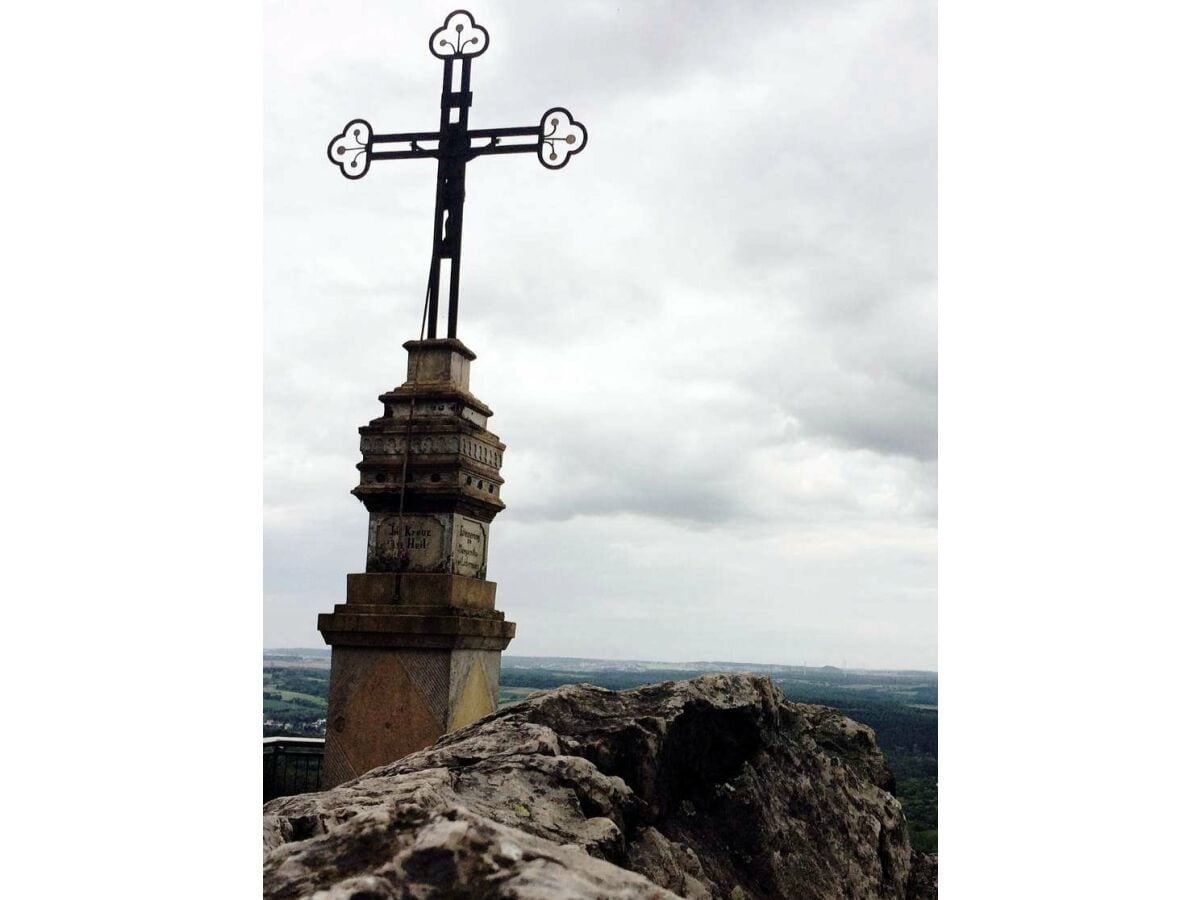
[263, 646, 938, 676]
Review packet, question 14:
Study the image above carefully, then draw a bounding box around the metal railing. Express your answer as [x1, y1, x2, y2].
[264, 737, 324, 802]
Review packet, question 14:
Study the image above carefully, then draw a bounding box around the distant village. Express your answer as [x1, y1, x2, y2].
[264, 716, 325, 738]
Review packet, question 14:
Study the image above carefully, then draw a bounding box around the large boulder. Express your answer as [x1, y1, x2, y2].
[265, 674, 936, 899]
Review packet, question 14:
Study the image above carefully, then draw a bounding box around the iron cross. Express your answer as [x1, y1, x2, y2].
[327, 9, 588, 340]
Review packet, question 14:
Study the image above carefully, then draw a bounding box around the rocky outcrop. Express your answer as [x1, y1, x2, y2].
[264, 674, 936, 899]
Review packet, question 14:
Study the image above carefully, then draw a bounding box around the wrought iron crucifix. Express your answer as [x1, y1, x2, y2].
[327, 10, 588, 339]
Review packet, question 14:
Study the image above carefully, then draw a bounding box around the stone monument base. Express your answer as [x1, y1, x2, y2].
[318, 573, 515, 788]
[317, 337, 514, 788]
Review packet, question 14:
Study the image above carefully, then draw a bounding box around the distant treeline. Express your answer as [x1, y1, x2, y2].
[265, 667, 329, 697]
[792, 696, 938, 757]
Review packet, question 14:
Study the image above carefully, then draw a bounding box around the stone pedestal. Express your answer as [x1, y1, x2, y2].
[318, 339, 515, 788]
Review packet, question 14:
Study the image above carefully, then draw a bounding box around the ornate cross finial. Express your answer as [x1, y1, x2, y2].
[327, 10, 588, 339]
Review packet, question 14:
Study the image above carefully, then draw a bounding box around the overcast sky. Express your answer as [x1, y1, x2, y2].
[265, 0, 936, 669]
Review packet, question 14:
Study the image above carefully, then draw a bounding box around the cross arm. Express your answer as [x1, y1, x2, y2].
[467, 109, 588, 170]
[469, 125, 541, 140]
[328, 107, 587, 178]
[370, 129, 442, 161]
[465, 125, 541, 160]
[328, 120, 444, 176]
[372, 129, 442, 143]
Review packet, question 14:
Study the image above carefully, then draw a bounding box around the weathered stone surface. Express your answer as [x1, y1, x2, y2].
[345, 572, 498, 610]
[354, 340, 506, 534]
[318, 645, 507, 788]
[264, 804, 679, 899]
[265, 674, 937, 899]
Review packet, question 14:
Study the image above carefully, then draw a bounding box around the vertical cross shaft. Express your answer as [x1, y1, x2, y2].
[427, 56, 473, 340]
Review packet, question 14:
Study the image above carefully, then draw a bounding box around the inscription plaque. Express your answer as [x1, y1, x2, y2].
[453, 517, 488, 578]
[368, 513, 447, 571]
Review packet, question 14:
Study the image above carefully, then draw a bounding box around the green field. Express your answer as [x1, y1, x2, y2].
[263, 665, 327, 736]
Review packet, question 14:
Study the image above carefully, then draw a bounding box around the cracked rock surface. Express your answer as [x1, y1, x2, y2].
[264, 674, 936, 899]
